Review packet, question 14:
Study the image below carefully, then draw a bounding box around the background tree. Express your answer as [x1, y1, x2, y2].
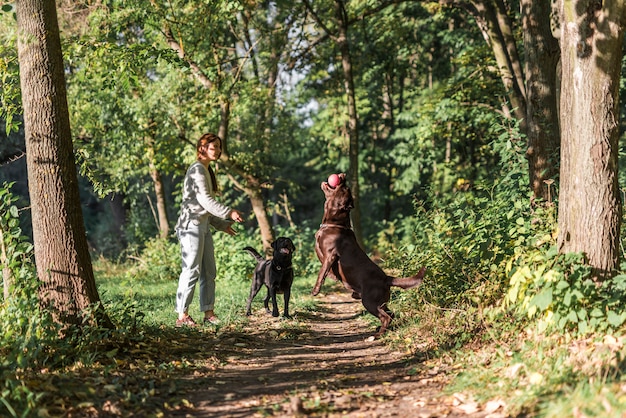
[556, 0, 625, 280]
[521, 0, 560, 203]
[15, 0, 111, 327]
[445, 0, 561, 203]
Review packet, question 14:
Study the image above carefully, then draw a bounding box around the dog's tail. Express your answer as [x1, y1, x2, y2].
[243, 246, 265, 263]
[388, 266, 426, 289]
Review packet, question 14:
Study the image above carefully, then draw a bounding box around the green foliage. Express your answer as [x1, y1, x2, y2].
[0, 11, 20, 135]
[123, 236, 181, 281]
[382, 117, 530, 311]
[505, 241, 626, 336]
[0, 185, 54, 417]
[0, 183, 33, 293]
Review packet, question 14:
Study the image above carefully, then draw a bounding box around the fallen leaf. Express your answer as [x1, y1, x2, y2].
[484, 399, 505, 413]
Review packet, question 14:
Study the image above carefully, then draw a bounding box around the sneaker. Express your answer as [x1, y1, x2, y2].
[204, 316, 220, 325]
[175, 316, 198, 327]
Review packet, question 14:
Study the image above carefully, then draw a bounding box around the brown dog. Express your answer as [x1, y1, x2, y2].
[313, 173, 426, 337]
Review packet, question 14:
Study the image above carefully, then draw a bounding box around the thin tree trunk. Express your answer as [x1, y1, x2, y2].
[248, 185, 274, 254]
[146, 138, 169, 238]
[149, 166, 169, 239]
[218, 99, 275, 254]
[1, 226, 11, 300]
[557, 0, 624, 281]
[466, 0, 526, 124]
[16, 0, 111, 327]
[335, 0, 364, 248]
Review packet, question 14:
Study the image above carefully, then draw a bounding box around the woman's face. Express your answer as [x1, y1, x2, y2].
[201, 140, 222, 161]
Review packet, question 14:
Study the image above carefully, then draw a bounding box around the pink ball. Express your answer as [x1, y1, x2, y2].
[327, 173, 340, 188]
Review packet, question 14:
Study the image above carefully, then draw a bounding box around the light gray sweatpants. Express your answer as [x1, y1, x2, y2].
[175, 220, 217, 314]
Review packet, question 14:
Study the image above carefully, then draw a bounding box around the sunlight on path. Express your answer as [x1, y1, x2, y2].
[174, 291, 498, 418]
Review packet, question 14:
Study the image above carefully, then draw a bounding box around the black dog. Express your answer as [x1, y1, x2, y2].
[244, 237, 295, 318]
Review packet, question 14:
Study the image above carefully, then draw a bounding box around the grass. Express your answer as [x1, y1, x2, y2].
[420, 316, 626, 417]
[94, 258, 320, 329]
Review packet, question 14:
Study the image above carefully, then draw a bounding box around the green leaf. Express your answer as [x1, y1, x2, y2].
[566, 310, 578, 323]
[589, 308, 604, 318]
[555, 280, 569, 290]
[531, 289, 552, 311]
[563, 290, 572, 307]
[607, 311, 625, 327]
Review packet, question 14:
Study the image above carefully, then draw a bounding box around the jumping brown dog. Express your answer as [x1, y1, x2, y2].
[312, 173, 426, 337]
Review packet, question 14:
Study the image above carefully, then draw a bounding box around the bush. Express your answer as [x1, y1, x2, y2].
[0, 183, 58, 417]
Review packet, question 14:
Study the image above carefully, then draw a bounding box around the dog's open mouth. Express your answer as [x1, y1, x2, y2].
[279, 248, 291, 254]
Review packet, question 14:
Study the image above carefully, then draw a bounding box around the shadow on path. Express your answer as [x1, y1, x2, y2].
[175, 292, 488, 418]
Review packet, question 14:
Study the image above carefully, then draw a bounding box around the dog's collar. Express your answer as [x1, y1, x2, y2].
[319, 223, 352, 230]
[271, 260, 293, 271]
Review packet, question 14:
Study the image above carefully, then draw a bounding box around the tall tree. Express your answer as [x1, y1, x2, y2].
[302, 0, 367, 246]
[446, 0, 561, 203]
[556, 0, 625, 280]
[15, 0, 111, 327]
[522, 0, 560, 203]
[333, 0, 363, 247]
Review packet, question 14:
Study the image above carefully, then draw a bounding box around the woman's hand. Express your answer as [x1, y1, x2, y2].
[224, 224, 238, 236]
[229, 209, 244, 223]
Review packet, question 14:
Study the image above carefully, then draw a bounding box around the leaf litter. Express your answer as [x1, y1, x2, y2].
[32, 291, 506, 417]
[169, 291, 505, 418]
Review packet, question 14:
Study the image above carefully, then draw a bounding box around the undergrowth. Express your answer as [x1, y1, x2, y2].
[378, 126, 626, 416]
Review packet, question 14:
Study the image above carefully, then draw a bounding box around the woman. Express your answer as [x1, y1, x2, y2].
[175, 133, 244, 327]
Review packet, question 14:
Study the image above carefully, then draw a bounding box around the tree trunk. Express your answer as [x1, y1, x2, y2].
[16, 0, 112, 327]
[146, 138, 169, 239]
[164, 23, 277, 255]
[335, 0, 364, 248]
[557, 0, 624, 281]
[1, 227, 11, 300]
[467, 0, 526, 124]
[522, 0, 561, 203]
[247, 183, 274, 255]
[217, 98, 275, 254]
[149, 165, 169, 239]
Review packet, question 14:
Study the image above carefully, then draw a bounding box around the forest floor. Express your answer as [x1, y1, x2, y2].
[169, 290, 506, 418]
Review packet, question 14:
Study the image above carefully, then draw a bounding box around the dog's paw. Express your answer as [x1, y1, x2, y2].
[311, 287, 320, 296]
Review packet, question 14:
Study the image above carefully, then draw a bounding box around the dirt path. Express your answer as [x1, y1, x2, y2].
[177, 291, 501, 418]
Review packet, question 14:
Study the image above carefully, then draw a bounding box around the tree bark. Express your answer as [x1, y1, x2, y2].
[16, 0, 111, 327]
[522, 0, 561, 203]
[149, 165, 169, 239]
[557, 0, 624, 281]
[1, 227, 12, 300]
